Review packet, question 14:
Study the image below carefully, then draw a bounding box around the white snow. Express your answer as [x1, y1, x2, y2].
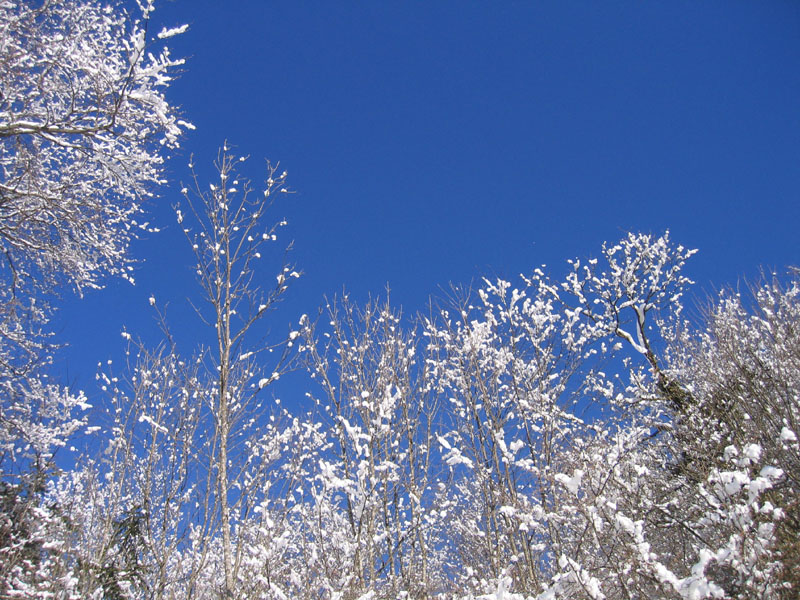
[157, 24, 189, 39]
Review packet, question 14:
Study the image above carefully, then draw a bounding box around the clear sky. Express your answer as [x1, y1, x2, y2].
[55, 0, 799, 404]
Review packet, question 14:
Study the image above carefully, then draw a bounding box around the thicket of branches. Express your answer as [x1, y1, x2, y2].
[1, 1, 798, 599]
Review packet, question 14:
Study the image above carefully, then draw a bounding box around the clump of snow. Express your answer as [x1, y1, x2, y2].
[780, 426, 797, 443]
[555, 469, 583, 495]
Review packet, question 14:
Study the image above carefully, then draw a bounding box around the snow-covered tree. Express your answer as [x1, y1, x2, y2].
[0, 0, 188, 472]
[0, 0, 188, 292]
[176, 147, 300, 595]
[663, 273, 800, 598]
[0, 136, 792, 600]
[420, 233, 691, 595]
[300, 295, 441, 597]
[55, 147, 309, 599]
[425, 234, 795, 600]
[0, 1, 187, 594]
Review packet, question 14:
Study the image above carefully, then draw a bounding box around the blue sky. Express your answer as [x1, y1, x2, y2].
[56, 0, 799, 400]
